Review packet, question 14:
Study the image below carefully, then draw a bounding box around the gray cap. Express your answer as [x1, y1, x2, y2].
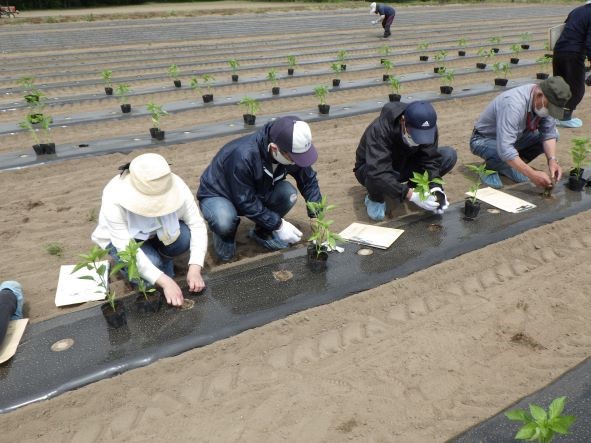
[539, 76, 572, 119]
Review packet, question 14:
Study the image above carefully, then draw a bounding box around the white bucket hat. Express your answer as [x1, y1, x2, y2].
[370, 2, 377, 13]
[117, 153, 184, 217]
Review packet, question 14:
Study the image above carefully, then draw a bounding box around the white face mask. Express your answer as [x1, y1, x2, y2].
[534, 105, 549, 118]
[402, 129, 420, 147]
[270, 145, 294, 165]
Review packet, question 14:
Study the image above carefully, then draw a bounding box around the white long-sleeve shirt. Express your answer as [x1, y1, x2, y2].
[92, 175, 208, 284]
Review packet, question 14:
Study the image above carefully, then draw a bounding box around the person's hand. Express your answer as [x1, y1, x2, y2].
[430, 187, 449, 214]
[529, 170, 553, 188]
[364, 195, 385, 221]
[273, 219, 302, 244]
[187, 264, 205, 293]
[409, 191, 440, 212]
[548, 160, 562, 183]
[157, 274, 184, 307]
[371, 20, 378, 25]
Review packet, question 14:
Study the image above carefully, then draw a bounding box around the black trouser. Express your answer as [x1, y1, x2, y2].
[553, 51, 586, 115]
[354, 146, 457, 203]
[0, 289, 17, 344]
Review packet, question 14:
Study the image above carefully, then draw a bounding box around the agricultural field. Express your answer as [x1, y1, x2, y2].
[0, 2, 590, 441]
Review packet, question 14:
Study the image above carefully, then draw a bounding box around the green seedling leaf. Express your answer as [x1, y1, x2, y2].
[548, 396, 565, 419]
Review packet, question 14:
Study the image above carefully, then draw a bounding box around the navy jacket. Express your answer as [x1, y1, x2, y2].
[354, 102, 442, 202]
[554, 4, 591, 60]
[376, 4, 395, 17]
[197, 122, 322, 231]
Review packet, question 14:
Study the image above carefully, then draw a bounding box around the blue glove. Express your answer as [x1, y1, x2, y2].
[364, 195, 386, 221]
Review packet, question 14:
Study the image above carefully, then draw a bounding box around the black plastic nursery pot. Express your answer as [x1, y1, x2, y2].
[243, 114, 256, 125]
[173, 80, 181, 88]
[120, 104, 131, 113]
[521, 44, 530, 50]
[494, 78, 508, 86]
[24, 94, 40, 104]
[510, 58, 519, 64]
[545, 53, 553, 59]
[202, 94, 213, 103]
[419, 55, 429, 61]
[389, 93, 401, 102]
[271, 87, 280, 95]
[340, 64, 346, 71]
[440, 85, 453, 94]
[491, 47, 500, 53]
[380, 58, 387, 64]
[101, 300, 127, 329]
[104, 87, 113, 95]
[434, 66, 443, 74]
[332, 79, 340, 87]
[32, 143, 56, 155]
[318, 104, 330, 115]
[382, 74, 391, 82]
[568, 175, 586, 192]
[231, 74, 239, 82]
[476, 62, 487, 69]
[306, 245, 328, 273]
[149, 128, 165, 140]
[536, 73, 549, 80]
[464, 199, 481, 219]
[135, 291, 163, 314]
[287, 68, 294, 75]
[458, 50, 466, 56]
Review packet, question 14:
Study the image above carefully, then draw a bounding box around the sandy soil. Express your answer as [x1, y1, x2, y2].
[0, 2, 590, 441]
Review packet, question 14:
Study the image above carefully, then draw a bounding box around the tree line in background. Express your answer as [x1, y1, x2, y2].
[11, 0, 210, 10]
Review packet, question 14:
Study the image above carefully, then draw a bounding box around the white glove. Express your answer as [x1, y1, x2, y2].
[273, 219, 302, 244]
[371, 20, 378, 25]
[430, 187, 449, 215]
[409, 191, 440, 213]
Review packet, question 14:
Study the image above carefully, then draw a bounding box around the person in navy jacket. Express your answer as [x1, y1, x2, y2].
[552, 0, 591, 128]
[197, 117, 322, 262]
[370, 2, 396, 38]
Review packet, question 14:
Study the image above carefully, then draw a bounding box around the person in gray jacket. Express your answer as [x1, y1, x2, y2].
[470, 77, 571, 189]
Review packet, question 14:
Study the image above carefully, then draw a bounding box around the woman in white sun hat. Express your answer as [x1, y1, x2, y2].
[92, 153, 208, 307]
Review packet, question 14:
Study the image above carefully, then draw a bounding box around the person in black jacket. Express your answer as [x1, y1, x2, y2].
[552, 1, 591, 128]
[197, 116, 322, 261]
[354, 101, 457, 221]
[370, 2, 396, 38]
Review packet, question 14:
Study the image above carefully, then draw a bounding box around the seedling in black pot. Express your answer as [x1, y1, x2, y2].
[146, 102, 168, 140]
[115, 83, 131, 113]
[72, 245, 126, 328]
[388, 75, 402, 102]
[465, 163, 495, 219]
[228, 58, 240, 82]
[568, 137, 590, 191]
[239, 96, 260, 125]
[168, 64, 181, 87]
[101, 69, 113, 95]
[314, 85, 330, 115]
[306, 196, 342, 273]
[267, 68, 280, 95]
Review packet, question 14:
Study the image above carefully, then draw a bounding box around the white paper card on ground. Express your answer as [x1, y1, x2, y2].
[339, 222, 404, 249]
[55, 261, 109, 307]
[466, 187, 536, 213]
[0, 319, 28, 364]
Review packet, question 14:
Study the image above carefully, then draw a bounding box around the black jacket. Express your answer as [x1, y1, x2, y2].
[554, 4, 591, 59]
[197, 122, 322, 231]
[354, 102, 442, 202]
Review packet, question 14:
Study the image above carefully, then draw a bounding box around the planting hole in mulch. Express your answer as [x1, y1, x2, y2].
[51, 338, 74, 352]
[357, 248, 373, 256]
[427, 223, 442, 232]
[273, 270, 293, 282]
[486, 208, 501, 214]
[179, 299, 194, 311]
[510, 332, 546, 350]
[77, 144, 89, 148]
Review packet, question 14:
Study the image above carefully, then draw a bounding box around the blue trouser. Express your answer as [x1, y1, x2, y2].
[355, 146, 457, 203]
[0, 289, 17, 345]
[470, 130, 545, 172]
[109, 221, 191, 280]
[199, 180, 297, 259]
